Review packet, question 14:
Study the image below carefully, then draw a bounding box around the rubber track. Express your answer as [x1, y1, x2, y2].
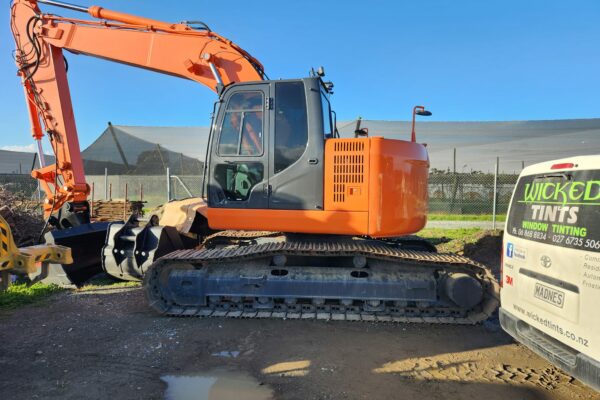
[144, 239, 500, 324]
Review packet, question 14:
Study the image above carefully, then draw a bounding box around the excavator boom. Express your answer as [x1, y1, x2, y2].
[11, 0, 263, 221]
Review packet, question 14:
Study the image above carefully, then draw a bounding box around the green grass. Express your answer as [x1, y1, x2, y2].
[0, 282, 64, 310]
[77, 275, 141, 292]
[418, 227, 483, 241]
[0, 275, 141, 310]
[428, 213, 506, 222]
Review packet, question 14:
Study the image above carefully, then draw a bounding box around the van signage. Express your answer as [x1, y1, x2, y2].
[507, 243, 514, 258]
[507, 169, 600, 253]
[522, 180, 600, 205]
[513, 247, 527, 260]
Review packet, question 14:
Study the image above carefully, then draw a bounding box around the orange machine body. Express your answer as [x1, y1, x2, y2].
[207, 137, 429, 238]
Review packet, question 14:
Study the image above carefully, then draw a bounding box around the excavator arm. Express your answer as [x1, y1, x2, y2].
[10, 0, 264, 225]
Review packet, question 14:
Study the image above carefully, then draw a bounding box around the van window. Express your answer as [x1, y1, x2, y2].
[507, 170, 600, 252]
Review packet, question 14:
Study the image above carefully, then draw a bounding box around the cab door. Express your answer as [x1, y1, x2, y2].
[267, 79, 324, 210]
[207, 84, 270, 209]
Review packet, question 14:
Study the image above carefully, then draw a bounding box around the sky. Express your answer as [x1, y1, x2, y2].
[1, 0, 599, 152]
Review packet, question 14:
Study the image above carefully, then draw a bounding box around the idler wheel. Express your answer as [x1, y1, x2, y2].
[444, 273, 483, 309]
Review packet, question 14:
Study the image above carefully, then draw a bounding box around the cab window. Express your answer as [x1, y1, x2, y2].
[213, 162, 264, 201]
[218, 92, 264, 156]
[274, 82, 308, 173]
[321, 91, 332, 138]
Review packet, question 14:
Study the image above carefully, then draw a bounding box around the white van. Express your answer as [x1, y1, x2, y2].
[500, 155, 600, 391]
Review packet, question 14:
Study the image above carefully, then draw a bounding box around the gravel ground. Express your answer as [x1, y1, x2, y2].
[0, 287, 598, 400]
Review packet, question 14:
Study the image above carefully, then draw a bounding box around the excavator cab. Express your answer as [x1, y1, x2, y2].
[207, 78, 325, 211]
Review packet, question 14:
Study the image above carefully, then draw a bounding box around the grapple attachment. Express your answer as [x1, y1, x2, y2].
[102, 215, 188, 281]
[0, 215, 73, 289]
[101, 198, 209, 282]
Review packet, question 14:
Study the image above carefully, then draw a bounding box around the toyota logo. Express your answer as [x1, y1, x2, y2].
[540, 255, 552, 268]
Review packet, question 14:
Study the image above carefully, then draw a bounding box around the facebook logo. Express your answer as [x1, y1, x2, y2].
[506, 243, 514, 258]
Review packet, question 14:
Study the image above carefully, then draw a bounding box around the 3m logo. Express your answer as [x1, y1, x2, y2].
[505, 275, 514, 286]
[506, 243, 514, 258]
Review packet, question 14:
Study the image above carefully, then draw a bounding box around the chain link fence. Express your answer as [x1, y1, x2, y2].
[2, 168, 520, 219]
[428, 172, 518, 215]
[85, 172, 204, 207]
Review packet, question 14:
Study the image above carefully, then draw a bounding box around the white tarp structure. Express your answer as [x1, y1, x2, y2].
[3, 119, 598, 174]
[81, 124, 209, 175]
[337, 119, 600, 173]
[0, 150, 54, 174]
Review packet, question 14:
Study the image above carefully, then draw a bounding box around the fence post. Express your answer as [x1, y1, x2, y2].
[104, 168, 108, 200]
[90, 182, 95, 220]
[453, 148, 456, 174]
[450, 173, 459, 213]
[123, 183, 128, 220]
[166, 167, 171, 202]
[492, 157, 499, 230]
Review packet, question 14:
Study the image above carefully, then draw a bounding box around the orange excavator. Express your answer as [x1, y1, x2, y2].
[11, 0, 499, 323]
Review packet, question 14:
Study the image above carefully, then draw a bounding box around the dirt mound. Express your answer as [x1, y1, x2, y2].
[463, 231, 503, 275]
[0, 186, 45, 246]
[437, 230, 503, 275]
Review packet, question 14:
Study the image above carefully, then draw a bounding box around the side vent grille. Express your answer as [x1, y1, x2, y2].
[332, 141, 365, 203]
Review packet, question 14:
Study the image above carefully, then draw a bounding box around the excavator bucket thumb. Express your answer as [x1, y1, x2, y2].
[101, 199, 208, 282]
[0, 215, 73, 290]
[102, 215, 189, 281]
[42, 221, 113, 286]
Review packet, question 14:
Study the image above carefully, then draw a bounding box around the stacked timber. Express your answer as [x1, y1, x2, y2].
[91, 200, 145, 222]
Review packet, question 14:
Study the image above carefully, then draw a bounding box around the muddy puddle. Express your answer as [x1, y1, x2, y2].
[161, 370, 273, 400]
